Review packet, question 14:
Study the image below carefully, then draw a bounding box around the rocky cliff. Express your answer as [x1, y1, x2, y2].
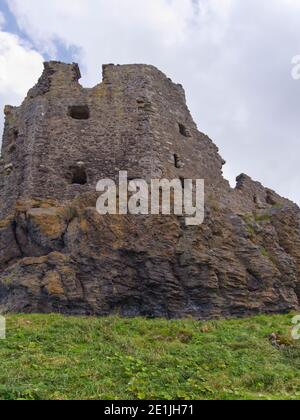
[0, 62, 299, 318]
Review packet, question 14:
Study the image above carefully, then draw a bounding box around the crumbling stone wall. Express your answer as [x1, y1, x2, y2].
[0, 62, 231, 216]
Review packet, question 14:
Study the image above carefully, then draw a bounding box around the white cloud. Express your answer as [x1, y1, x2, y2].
[3, 0, 300, 203]
[0, 30, 44, 145]
[7, 0, 230, 83]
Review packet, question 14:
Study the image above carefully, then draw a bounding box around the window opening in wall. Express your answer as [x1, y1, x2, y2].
[68, 105, 90, 120]
[174, 154, 181, 169]
[178, 123, 189, 137]
[70, 165, 87, 185]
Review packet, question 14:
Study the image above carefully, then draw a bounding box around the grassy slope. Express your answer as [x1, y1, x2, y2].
[0, 313, 300, 400]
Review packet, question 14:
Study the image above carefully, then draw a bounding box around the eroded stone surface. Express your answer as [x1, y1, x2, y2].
[0, 62, 299, 318]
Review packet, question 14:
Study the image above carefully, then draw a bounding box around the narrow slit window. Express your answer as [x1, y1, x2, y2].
[174, 154, 181, 169]
[68, 105, 90, 120]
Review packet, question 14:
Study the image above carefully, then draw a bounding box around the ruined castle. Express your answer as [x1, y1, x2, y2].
[0, 61, 299, 318]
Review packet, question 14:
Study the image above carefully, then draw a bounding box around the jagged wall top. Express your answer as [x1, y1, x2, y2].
[28, 62, 82, 99]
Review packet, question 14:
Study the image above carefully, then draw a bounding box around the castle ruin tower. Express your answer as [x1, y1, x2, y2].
[0, 62, 226, 218]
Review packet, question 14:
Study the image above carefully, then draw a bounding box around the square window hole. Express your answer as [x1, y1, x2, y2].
[68, 165, 88, 185]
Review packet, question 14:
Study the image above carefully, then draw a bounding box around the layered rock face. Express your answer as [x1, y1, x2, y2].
[0, 61, 300, 318]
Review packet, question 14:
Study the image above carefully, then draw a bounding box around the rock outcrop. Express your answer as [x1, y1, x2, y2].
[0, 62, 299, 318]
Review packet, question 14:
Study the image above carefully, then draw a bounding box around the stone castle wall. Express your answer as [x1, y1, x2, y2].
[0, 62, 228, 218]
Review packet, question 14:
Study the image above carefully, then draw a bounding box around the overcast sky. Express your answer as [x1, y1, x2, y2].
[0, 0, 299, 202]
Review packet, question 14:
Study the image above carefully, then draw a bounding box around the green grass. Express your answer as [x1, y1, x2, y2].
[0, 313, 300, 400]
